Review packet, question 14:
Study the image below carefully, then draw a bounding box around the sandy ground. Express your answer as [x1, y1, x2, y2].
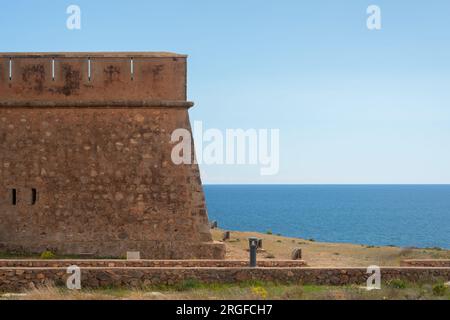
[211, 229, 450, 267]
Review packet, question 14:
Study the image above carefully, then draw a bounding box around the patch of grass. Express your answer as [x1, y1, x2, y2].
[40, 251, 56, 260]
[388, 279, 407, 289]
[94, 286, 133, 298]
[432, 283, 448, 296]
[238, 280, 267, 287]
[301, 285, 328, 294]
[0, 251, 37, 259]
[427, 247, 443, 251]
[251, 286, 268, 299]
[279, 286, 304, 299]
[265, 230, 273, 235]
[174, 279, 204, 291]
[5, 280, 450, 300]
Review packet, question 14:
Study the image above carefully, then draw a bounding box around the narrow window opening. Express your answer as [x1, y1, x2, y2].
[31, 188, 37, 205]
[52, 58, 55, 81]
[9, 58, 12, 81]
[88, 58, 91, 81]
[130, 58, 134, 81]
[12, 189, 17, 205]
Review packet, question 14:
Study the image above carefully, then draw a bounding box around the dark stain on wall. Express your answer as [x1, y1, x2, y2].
[59, 63, 81, 96]
[22, 64, 45, 94]
[103, 65, 121, 84]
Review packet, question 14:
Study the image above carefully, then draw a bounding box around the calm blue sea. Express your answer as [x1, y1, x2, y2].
[204, 185, 450, 249]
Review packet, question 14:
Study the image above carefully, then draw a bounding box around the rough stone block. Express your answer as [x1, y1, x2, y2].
[126, 252, 141, 260]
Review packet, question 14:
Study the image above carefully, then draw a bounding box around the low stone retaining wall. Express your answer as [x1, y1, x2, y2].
[401, 259, 450, 267]
[0, 267, 448, 292]
[0, 259, 306, 268]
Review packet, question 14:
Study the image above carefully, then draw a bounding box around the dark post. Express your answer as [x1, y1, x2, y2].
[248, 237, 258, 267]
[222, 231, 230, 241]
[291, 248, 302, 260]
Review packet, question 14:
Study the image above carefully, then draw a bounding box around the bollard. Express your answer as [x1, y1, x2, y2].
[291, 248, 302, 260]
[210, 221, 218, 229]
[222, 231, 230, 241]
[248, 237, 259, 267]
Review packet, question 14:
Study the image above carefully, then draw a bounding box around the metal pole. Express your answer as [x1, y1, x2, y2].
[248, 237, 258, 267]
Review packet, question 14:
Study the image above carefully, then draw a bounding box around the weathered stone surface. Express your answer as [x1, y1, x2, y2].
[0, 259, 307, 268]
[0, 52, 224, 259]
[0, 266, 448, 292]
[126, 252, 141, 260]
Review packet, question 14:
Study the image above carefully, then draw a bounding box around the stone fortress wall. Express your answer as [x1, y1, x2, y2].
[0, 52, 224, 259]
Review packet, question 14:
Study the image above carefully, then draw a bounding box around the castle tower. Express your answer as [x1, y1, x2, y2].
[0, 52, 225, 259]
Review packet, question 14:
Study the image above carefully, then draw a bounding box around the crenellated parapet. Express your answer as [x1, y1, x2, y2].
[0, 52, 188, 104]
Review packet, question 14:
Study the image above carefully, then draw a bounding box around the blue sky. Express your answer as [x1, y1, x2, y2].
[1, 1, 450, 184]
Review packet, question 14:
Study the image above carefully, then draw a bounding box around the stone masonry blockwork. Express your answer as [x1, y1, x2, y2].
[0, 267, 449, 292]
[0, 52, 225, 259]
